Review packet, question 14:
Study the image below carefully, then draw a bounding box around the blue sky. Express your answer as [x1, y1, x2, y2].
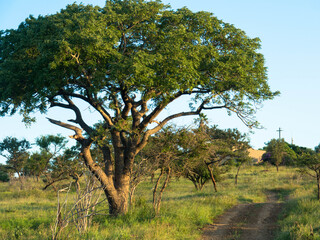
[0, 0, 320, 163]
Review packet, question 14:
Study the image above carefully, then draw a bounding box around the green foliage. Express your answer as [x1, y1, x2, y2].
[288, 143, 314, 156]
[263, 139, 297, 169]
[0, 0, 278, 216]
[35, 134, 67, 152]
[0, 0, 277, 125]
[179, 125, 245, 189]
[296, 152, 320, 200]
[0, 137, 30, 177]
[141, 124, 251, 191]
[0, 164, 9, 182]
[141, 125, 183, 176]
[24, 150, 51, 178]
[297, 152, 320, 170]
[315, 144, 320, 153]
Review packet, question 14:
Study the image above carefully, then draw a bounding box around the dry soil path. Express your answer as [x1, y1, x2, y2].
[202, 191, 284, 240]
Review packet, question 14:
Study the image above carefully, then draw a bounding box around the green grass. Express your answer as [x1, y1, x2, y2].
[0, 166, 319, 239]
[276, 172, 320, 240]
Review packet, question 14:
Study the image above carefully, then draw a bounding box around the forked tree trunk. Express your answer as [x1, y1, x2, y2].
[81, 144, 132, 216]
[129, 181, 142, 205]
[187, 174, 200, 190]
[48, 117, 142, 217]
[153, 167, 171, 215]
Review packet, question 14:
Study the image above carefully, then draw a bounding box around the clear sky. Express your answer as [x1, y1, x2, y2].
[0, 0, 320, 164]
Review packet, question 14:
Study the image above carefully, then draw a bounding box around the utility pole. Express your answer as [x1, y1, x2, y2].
[277, 127, 283, 140]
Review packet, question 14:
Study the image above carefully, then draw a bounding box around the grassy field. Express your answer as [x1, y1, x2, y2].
[0, 165, 320, 239]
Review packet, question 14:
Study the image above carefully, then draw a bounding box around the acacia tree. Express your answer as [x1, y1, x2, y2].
[0, 164, 10, 182]
[24, 151, 50, 181]
[145, 126, 183, 214]
[264, 139, 296, 171]
[298, 152, 320, 200]
[178, 125, 214, 191]
[45, 147, 84, 191]
[0, 0, 278, 215]
[207, 127, 250, 185]
[24, 135, 67, 182]
[0, 137, 30, 183]
[176, 123, 250, 191]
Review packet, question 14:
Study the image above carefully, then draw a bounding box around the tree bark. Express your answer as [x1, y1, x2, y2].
[317, 173, 320, 201]
[153, 168, 171, 215]
[153, 169, 163, 213]
[206, 163, 218, 192]
[129, 184, 137, 206]
[235, 163, 243, 185]
[81, 143, 132, 216]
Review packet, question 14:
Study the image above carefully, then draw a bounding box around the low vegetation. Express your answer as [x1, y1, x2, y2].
[0, 165, 319, 239]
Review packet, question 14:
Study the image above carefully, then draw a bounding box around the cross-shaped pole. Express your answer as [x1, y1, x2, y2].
[277, 127, 283, 140]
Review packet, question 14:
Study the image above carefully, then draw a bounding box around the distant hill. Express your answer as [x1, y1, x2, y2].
[248, 148, 266, 163]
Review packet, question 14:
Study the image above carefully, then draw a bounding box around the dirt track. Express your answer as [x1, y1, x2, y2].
[202, 192, 283, 240]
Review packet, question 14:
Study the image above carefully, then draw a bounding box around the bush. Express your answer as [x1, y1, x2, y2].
[0, 170, 9, 182]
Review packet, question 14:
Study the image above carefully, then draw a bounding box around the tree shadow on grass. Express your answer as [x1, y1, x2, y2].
[265, 187, 294, 201]
[162, 192, 217, 202]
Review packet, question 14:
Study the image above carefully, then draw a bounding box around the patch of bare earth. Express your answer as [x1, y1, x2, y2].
[202, 192, 283, 240]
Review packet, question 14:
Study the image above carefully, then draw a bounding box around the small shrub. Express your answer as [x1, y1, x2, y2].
[0, 170, 9, 182]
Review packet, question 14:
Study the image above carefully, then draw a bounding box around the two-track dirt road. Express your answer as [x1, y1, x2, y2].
[202, 192, 284, 240]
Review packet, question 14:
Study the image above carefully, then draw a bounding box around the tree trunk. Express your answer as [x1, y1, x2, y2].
[17, 172, 24, 190]
[153, 167, 171, 215]
[206, 163, 217, 192]
[153, 169, 163, 213]
[235, 163, 243, 185]
[129, 185, 137, 206]
[317, 173, 320, 201]
[81, 144, 132, 216]
[199, 181, 204, 191]
[129, 180, 142, 206]
[187, 174, 200, 190]
[106, 190, 129, 216]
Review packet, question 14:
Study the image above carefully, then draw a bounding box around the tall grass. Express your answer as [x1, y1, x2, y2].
[276, 173, 320, 240]
[0, 166, 318, 239]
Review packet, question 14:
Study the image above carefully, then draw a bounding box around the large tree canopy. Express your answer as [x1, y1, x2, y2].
[0, 0, 278, 215]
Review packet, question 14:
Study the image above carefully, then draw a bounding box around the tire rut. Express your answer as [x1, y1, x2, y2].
[202, 191, 283, 240]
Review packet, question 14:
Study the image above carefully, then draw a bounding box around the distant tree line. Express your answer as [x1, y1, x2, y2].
[0, 135, 84, 190]
[3, 126, 320, 208]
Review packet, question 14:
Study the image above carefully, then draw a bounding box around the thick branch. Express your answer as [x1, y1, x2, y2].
[50, 97, 93, 135]
[138, 91, 184, 131]
[47, 118, 85, 141]
[59, 89, 114, 127]
[135, 102, 226, 154]
[150, 103, 226, 136]
[121, 95, 132, 120]
[58, 90, 90, 103]
[100, 145, 113, 176]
